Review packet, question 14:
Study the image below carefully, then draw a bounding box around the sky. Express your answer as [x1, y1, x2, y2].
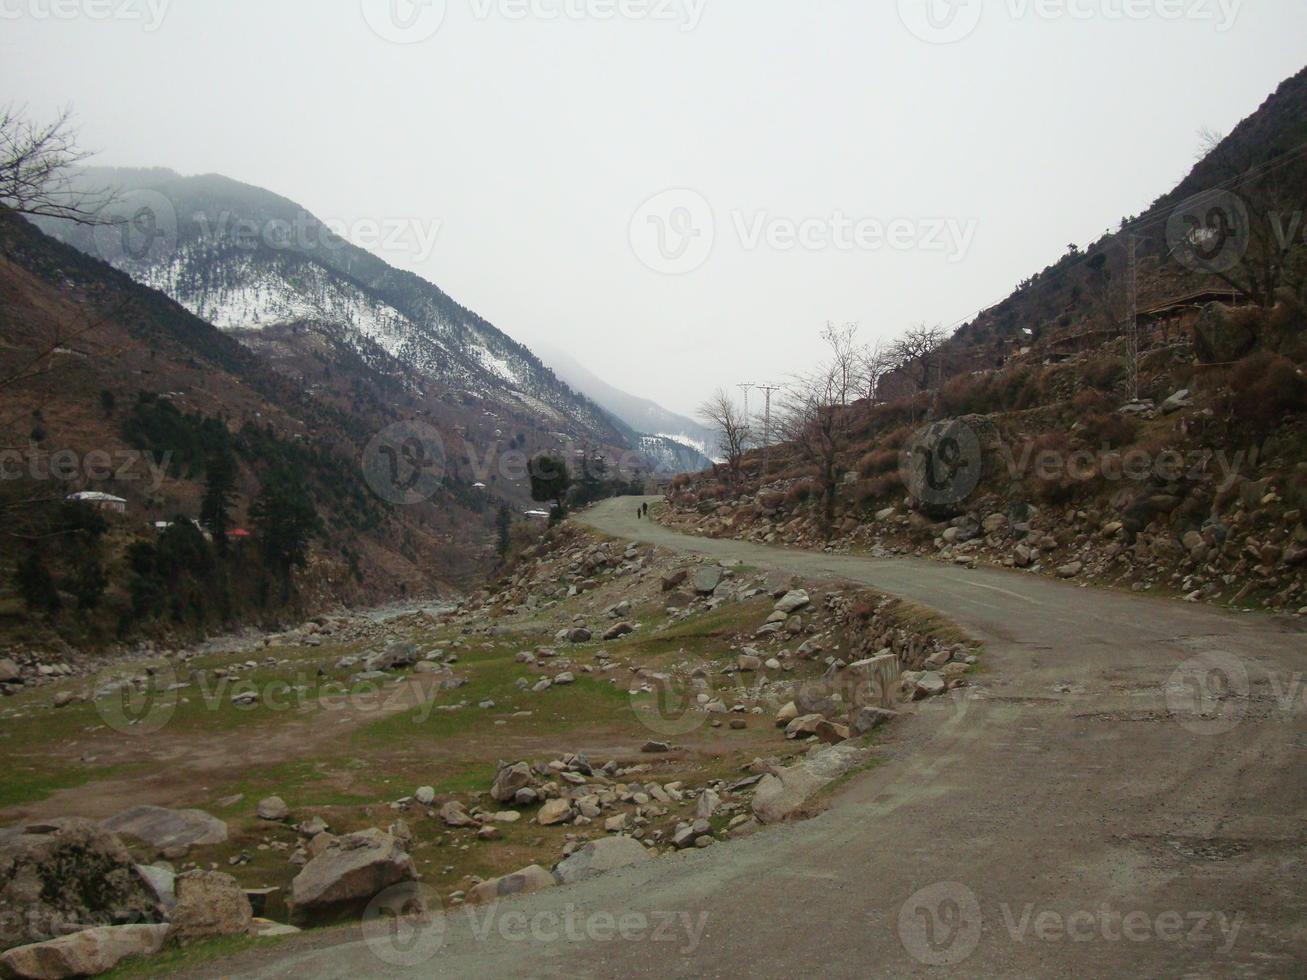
[3, 0, 1306, 417]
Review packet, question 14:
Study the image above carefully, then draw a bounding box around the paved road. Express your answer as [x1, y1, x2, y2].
[234, 497, 1307, 979]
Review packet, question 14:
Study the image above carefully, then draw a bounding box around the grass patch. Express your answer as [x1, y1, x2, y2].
[100, 935, 279, 979]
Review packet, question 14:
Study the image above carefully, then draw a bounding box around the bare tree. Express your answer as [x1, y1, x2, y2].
[820, 321, 859, 405]
[859, 339, 894, 403]
[889, 323, 950, 417]
[698, 388, 752, 485]
[0, 105, 117, 224]
[777, 362, 852, 536]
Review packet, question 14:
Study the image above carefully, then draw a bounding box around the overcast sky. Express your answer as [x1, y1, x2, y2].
[4, 1, 1306, 416]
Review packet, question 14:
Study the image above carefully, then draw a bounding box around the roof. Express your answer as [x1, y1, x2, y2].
[67, 492, 126, 504]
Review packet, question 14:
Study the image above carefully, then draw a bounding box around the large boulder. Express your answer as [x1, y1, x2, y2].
[100, 806, 227, 852]
[167, 871, 253, 945]
[466, 865, 556, 906]
[490, 762, 533, 803]
[751, 745, 867, 825]
[0, 820, 162, 952]
[288, 830, 417, 926]
[0, 924, 170, 979]
[553, 837, 651, 886]
[902, 417, 990, 518]
[693, 567, 723, 596]
[367, 642, 419, 672]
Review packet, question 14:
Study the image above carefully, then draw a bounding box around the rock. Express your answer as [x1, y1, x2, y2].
[775, 702, 799, 727]
[641, 741, 670, 754]
[603, 622, 636, 641]
[785, 714, 826, 739]
[101, 806, 227, 851]
[168, 871, 253, 945]
[134, 865, 176, 915]
[844, 653, 902, 709]
[566, 628, 592, 644]
[249, 919, 301, 938]
[490, 762, 534, 803]
[536, 800, 574, 826]
[914, 672, 947, 700]
[696, 789, 721, 820]
[774, 590, 811, 615]
[661, 569, 689, 592]
[693, 567, 723, 595]
[414, 786, 436, 806]
[466, 865, 556, 906]
[850, 707, 898, 735]
[0, 820, 162, 951]
[752, 744, 867, 824]
[439, 802, 476, 828]
[737, 653, 762, 672]
[0, 659, 20, 684]
[0, 925, 170, 979]
[368, 642, 419, 672]
[288, 830, 417, 926]
[1161, 389, 1192, 414]
[257, 797, 290, 821]
[553, 837, 651, 885]
[554, 672, 576, 685]
[1057, 562, 1083, 579]
[477, 826, 502, 841]
[815, 720, 852, 744]
[1014, 544, 1034, 568]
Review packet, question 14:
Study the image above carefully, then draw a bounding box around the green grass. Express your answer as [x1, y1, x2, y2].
[100, 935, 281, 979]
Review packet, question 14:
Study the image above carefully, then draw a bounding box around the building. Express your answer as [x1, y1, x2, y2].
[66, 491, 127, 514]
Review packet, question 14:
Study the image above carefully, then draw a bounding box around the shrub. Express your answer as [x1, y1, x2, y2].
[1073, 389, 1113, 415]
[1083, 356, 1126, 392]
[785, 480, 816, 505]
[858, 449, 899, 478]
[1079, 412, 1138, 448]
[1229, 352, 1307, 433]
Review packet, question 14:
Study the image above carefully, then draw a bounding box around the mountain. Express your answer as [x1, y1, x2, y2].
[535, 343, 717, 462]
[35, 168, 627, 450]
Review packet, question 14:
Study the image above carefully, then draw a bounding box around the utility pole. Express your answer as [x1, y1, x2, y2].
[737, 383, 756, 445]
[1126, 235, 1139, 402]
[757, 384, 783, 479]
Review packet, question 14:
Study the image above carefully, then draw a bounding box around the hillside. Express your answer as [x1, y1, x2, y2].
[35, 168, 627, 449]
[0, 207, 533, 651]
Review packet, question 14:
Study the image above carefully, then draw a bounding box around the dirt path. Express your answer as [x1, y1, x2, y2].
[220, 496, 1307, 979]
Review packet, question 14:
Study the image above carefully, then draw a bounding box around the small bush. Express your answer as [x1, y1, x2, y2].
[858, 449, 899, 478]
[1229, 352, 1307, 432]
[1079, 412, 1138, 448]
[1073, 389, 1113, 415]
[1083, 356, 1126, 392]
[785, 480, 816, 505]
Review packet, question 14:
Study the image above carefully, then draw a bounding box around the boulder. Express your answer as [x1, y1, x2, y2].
[1057, 562, 1084, 579]
[0, 820, 161, 952]
[1161, 389, 1192, 415]
[288, 830, 417, 926]
[466, 865, 556, 906]
[566, 628, 592, 644]
[368, 642, 419, 672]
[134, 865, 176, 915]
[752, 768, 825, 825]
[0, 660, 20, 685]
[536, 800, 574, 826]
[168, 871, 253, 945]
[737, 653, 762, 672]
[693, 567, 723, 595]
[1193, 302, 1257, 365]
[641, 741, 670, 754]
[660, 569, 689, 592]
[490, 762, 533, 803]
[844, 653, 902, 709]
[414, 786, 436, 806]
[785, 714, 826, 739]
[553, 837, 651, 885]
[603, 622, 635, 641]
[0, 925, 169, 979]
[914, 672, 947, 700]
[256, 797, 289, 822]
[850, 706, 899, 735]
[100, 806, 227, 852]
[439, 802, 476, 828]
[774, 590, 811, 615]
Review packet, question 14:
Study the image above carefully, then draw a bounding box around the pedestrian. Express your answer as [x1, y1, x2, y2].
[636, 506, 642, 520]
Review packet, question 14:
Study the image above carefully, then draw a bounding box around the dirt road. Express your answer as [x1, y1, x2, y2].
[231, 496, 1307, 978]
